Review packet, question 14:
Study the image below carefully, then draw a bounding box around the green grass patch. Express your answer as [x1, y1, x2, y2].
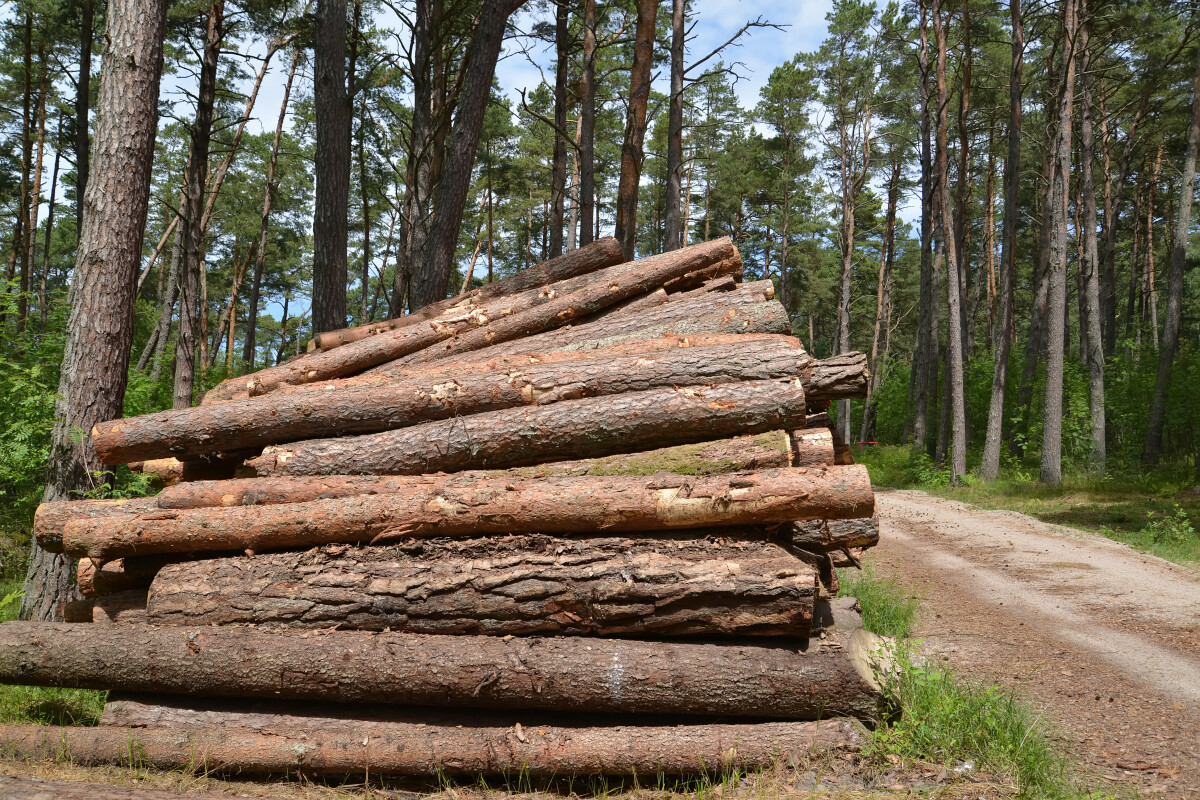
[857, 444, 1200, 568]
[0, 578, 107, 726]
[837, 564, 919, 638]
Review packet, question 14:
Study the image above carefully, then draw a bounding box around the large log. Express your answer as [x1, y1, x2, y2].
[791, 429, 835, 467]
[280, 332, 800, 396]
[0, 775, 244, 800]
[791, 517, 881, 552]
[803, 352, 869, 404]
[429, 292, 792, 365]
[91, 590, 147, 624]
[384, 239, 738, 368]
[308, 237, 625, 353]
[232, 239, 736, 398]
[153, 432, 792, 510]
[0, 712, 863, 778]
[0, 620, 886, 720]
[59, 466, 874, 560]
[34, 497, 160, 554]
[145, 537, 819, 636]
[243, 377, 809, 477]
[91, 339, 813, 464]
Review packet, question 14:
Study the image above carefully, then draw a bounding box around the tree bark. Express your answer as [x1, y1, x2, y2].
[910, 0, 936, 452]
[548, 0, 569, 259]
[19, 0, 167, 621]
[613, 0, 658, 260]
[980, 0, 1023, 481]
[312, 0, 350, 334]
[0, 621, 885, 721]
[1078, 2, 1105, 472]
[1039, 0, 1079, 485]
[578, 0, 597, 245]
[858, 160, 899, 443]
[146, 537, 819, 637]
[791, 517, 880, 553]
[932, 0, 967, 483]
[236, 239, 735, 396]
[60, 465, 871, 561]
[173, 1, 224, 410]
[240, 377, 812, 478]
[1143, 42, 1200, 465]
[94, 340, 813, 463]
[92, 589, 147, 624]
[34, 497, 160, 554]
[664, 0, 686, 252]
[412, 0, 529, 309]
[792, 429, 835, 467]
[309, 238, 623, 355]
[74, 0, 94, 233]
[0, 712, 863, 779]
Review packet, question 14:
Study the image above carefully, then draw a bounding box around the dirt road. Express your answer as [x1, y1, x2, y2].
[873, 489, 1200, 797]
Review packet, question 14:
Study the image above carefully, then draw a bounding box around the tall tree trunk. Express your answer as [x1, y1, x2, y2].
[75, 0, 94, 233]
[40, 118, 62, 329]
[20, 0, 167, 621]
[411, 0, 528, 309]
[245, 48, 301, 372]
[980, 0, 1022, 481]
[1039, 0, 1079, 485]
[579, 0, 596, 246]
[933, 0, 967, 484]
[313, 0, 350, 333]
[1145, 140, 1163, 350]
[614, 0, 658, 261]
[1143, 42, 1200, 465]
[664, 0, 685, 252]
[173, 1, 223, 410]
[1078, 1, 1105, 472]
[393, 0, 434, 313]
[549, 0, 569, 259]
[859, 159, 901, 443]
[911, 0, 936, 452]
[9, 14, 32, 323]
[21, 38, 48, 329]
[953, 0, 972, 359]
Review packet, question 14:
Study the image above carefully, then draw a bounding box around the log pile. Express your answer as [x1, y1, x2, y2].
[2, 239, 885, 782]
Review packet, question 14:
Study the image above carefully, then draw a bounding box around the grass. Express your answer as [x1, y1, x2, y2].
[840, 566, 1111, 800]
[856, 443, 1200, 567]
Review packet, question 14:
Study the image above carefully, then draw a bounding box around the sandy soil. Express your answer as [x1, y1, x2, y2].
[873, 489, 1200, 797]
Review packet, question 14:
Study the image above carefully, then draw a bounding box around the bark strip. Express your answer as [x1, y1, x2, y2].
[241, 378, 810, 477]
[0, 621, 886, 720]
[60, 466, 874, 560]
[146, 537, 818, 637]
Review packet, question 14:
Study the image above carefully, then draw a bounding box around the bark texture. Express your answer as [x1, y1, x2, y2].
[34, 498, 160, 554]
[93, 339, 813, 463]
[91, 590, 147, 624]
[311, 0, 350, 334]
[0, 621, 886, 720]
[21, 0, 167, 619]
[791, 517, 880, 552]
[0, 775, 245, 800]
[146, 537, 818, 637]
[791, 429, 835, 467]
[305, 238, 623, 356]
[0, 713, 863, 777]
[60, 466, 874, 560]
[241, 378, 809, 477]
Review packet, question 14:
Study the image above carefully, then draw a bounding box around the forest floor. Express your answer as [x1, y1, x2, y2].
[871, 489, 1200, 798]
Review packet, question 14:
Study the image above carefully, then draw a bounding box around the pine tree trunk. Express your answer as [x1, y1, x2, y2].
[1078, 3, 1105, 472]
[74, 0, 93, 233]
[1143, 42, 1200, 465]
[312, 0, 350, 333]
[910, 1, 936, 451]
[1039, 0, 1079, 485]
[664, 0, 685, 251]
[19, 0, 167, 621]
[173, 1, 223, 410]
[613, 0, 658, 260]
[579, 0, 597, 245]
[549, 0, 569, 259]
[980, 0, 1022, 481]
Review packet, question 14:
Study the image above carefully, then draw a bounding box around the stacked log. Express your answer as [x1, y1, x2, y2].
[4, 238, 883, 781]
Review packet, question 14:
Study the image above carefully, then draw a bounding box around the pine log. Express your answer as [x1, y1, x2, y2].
[804, 352, 869, 403]
[91, 590, 147, 624]
[282, 332, 800, 396]
[153, 432, 790, 510]
[603, 285, 669, 315]
[242, 378, 809, 478]
[60, 466, 874, 560]
[34, 497, 160, 554]
[130, 457, 183, 485]
[0, 775, 245, 800]
[386, 239, 737, 367]
[0, 620, 887, 720]
[669, 273, 737, 298]
[426, 291, 791, 366]
[663, 259, 743, 294]
[79, 557, 164, 597]
[234, 239, 735, 398]
[792, 429, 835, 467]
[145, 537, 819, 636]
[307, 237, 625, 353]
[790, 517, 880, 552]
[0, 714, 864, 778]
[92, 340, 813, 464]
